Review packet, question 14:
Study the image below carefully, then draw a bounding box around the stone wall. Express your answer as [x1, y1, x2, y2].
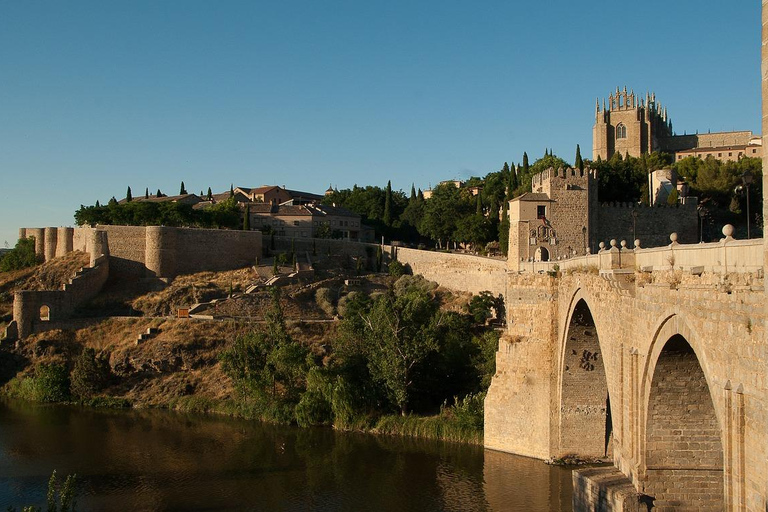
[21, 225, 262, 279]
[394, 247, 507, 297]
[6, 230, 109, 339]
[485, 267, 767, 510]
[596, 202, 698, 248]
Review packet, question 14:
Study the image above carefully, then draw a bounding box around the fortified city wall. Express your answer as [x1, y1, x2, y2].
[596, 201, 699, 248]
[19, 225, 262, 279]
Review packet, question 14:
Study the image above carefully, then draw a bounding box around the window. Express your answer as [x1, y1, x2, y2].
[718, 153, 722, 157]
[293, 221, 299, 226]
[537, 205, 546, 219]
[728, 152, 732, 157]
[753, 149, 757, 154]
[616, 123, 627, 139]
[40, 305, 50, 321]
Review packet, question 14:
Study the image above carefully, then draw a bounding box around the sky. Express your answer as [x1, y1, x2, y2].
[0, 0, 761, 246]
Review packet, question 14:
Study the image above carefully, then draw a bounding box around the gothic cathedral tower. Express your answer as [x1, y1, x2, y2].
[592, 86, 672, 160]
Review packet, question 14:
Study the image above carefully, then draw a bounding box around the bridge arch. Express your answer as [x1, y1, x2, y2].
[640, 314, 724, 510]
[557, 288, 614, 459]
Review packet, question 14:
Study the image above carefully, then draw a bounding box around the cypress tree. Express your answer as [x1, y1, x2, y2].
[180, 181, 187, 195]
[476, 193, 482, 215]
[410, 184, 416, 202]
[126, 187, 132, 202]
[575, 144, 584, 171]
[145, 187, 149, 199]
[383, 180, 393, 226]
[156, 189, 163, 197]
[509, 163, 519, 198]
[95, 200, 100, 207]
[207, 187, 212, 200]
[522, 152, 529, 175]
[243, 205, 251, 230]
[109, 196, 117, 206]
[230, 184, 234, 198]
[499, 201, 510, 256]
[417, 189, 424, 201]
[502, 162, 510, 181]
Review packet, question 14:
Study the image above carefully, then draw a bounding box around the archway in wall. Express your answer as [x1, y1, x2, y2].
[535, 247, 549, 262]
[559, 299, 612, 459]
[644, 334, 723, 511]
[39, 305, 50, 322]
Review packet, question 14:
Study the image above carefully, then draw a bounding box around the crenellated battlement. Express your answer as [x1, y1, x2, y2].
[598, 201, 698, 210]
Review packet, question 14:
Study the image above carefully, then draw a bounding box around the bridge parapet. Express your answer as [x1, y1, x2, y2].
[515, 227, 762, 276]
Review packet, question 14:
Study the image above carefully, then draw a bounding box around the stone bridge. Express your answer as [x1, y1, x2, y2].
[484, 233, 767, 511]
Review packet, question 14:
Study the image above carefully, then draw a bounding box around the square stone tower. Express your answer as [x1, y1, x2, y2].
[593, 86, 672, 160]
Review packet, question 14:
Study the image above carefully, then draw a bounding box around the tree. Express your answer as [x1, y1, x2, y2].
[126, 187, 132, 202]
[180, 181, 187, 195]
[498, 201, 510, 256]
[0, 237, 38, 272]
[219, 288, 309, 403]
[207, 187, 213, 200]
[420, 183, 472, 248]
[383, 180, 393, 228]
[243, 204, 251, 230]
[145, 187, 149, 199]
[359, 288, 440, 415]
[575, 144, 584, 171]
[229, 184, 234, 198]
[667, 188, 679, 205]
[70, 347, 110, 399]
[156, 189, 163, 197]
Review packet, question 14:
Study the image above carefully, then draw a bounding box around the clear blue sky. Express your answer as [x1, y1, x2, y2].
[0, 0, 761, 246]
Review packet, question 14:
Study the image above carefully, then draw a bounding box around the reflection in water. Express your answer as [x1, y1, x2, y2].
[0, 400, 572, 511]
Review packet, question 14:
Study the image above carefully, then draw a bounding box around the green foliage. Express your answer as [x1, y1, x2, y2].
[219, 289, 309, 405]
[420, 183, 474, 248]
[70, 348, 111, 400]
[468, 291, 496, 324]
[666, 188, 679, 205]
[180, 181, 187, 195]
[315, 288, 336, 317]
[11, 364, 72, 403]
[125, 186, 132, 202]
[0, 237, 38, 272]
[73, 196, 241, 230]
[575, 144, 584, 171]
[243, 205, 251, 230]
[387, 259, 407, 277]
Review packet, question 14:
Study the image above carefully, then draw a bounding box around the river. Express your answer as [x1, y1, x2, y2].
[0, 400, 573, 511]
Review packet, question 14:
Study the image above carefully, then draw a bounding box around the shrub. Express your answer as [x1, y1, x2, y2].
[8, 364, 73, 403]
[0, 237, 38, 272]
[387, 259, 408, 277]
[336, 291, 360, 318]
[315, 288, 336, 317]
[70, 348, 111, 399]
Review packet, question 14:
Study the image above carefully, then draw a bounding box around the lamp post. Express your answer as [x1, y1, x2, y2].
[581, 225, 587, 255]
[742, 170, 753, 239]
[697, 205, 706, 243]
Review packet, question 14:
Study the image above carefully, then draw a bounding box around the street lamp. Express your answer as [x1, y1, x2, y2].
[742, 170, 753, 239]
[697, 205, 707, 243]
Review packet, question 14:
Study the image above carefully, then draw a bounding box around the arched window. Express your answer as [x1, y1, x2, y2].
[40, 305, 50, 321]
[616, 123, 627, 139]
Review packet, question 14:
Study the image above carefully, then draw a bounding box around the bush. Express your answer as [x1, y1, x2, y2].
[315, 288, 336, 317]
[70, 348, 111, 399]
[8, 364, 72, 403]
[0, 237, 38, 272]
[295, 390, 332, 427]
[387, 259, 408, 277]
[336, 291, 360, 318]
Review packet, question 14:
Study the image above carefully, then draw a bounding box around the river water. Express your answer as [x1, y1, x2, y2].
[0, 400, 573, 511]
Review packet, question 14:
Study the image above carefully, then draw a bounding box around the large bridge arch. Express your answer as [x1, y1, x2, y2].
[639, 313, 724, 510]
[556, 288, 614, 459]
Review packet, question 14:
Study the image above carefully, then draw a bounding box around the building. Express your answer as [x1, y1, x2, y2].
[507, 166, 698, 265]
[593, 86, 761, 161]
[246, 203, 373, 242]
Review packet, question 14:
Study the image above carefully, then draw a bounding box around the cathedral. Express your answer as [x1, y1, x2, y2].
[593, 86, 760, 162]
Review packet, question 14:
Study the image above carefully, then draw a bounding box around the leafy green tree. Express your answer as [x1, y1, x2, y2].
[0, 237, 38, 272]
[455, 213, 493, 251]
[219, 289, 309, 403]
[420, 183, 473, 248]
[666, 188, 679, 205]
[359, 288, 439, 415]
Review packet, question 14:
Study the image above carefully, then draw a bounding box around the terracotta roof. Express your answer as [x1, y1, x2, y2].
[118, 193, 202, 205]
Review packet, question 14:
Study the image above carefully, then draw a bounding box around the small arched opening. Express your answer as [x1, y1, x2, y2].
[39, 305, 50, 322]
[559, 299, 612, 459]
[644, 334, 723, 510]
[535, 246, 550, 262]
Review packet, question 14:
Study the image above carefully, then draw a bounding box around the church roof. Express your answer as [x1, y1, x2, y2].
[512, 193, 554, 202]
